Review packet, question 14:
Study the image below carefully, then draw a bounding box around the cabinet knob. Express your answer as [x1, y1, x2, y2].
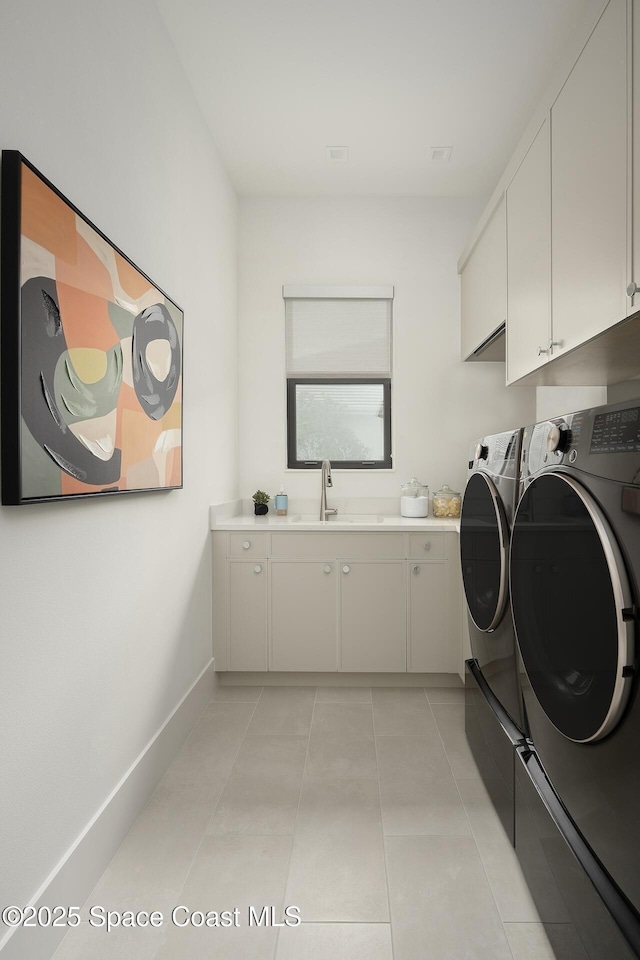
[424, 541, 431, 551]
[342, 565, 350, 574]
[413, 565, 420, 574]
[323, 564, 332, 574]
[254, 564, 262, 574]
[628, 281, 638, 297]
[242, 541, 251, 550]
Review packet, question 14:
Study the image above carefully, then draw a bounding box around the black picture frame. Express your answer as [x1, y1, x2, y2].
[1, 151, 184, 505]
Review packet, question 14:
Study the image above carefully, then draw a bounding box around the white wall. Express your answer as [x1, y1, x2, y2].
[238, 197, 536, 501]
[0, 0, 237, 915]
[536, 386, 608, 421]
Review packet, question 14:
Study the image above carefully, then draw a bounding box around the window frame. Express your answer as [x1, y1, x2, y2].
[286, 377, 392, 470]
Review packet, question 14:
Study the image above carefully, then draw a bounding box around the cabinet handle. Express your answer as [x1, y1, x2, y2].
[254, 564, 262, 574]
[242, 541, 251, 550]
[539, 339, 561, 357]
[413, 565, 420, 574]
[342, 565, 350, 574]
[628, 281, 638, 297]
[424, 541, 431, 551]
[323, 564, 332, 574]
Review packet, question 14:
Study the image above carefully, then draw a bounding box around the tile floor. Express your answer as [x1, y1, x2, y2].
[52, 685, 574, 960]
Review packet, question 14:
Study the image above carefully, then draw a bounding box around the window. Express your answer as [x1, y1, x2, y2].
[284, 286, 393, 469]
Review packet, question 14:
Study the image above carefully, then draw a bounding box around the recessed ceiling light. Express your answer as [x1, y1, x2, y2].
[326, 146, 349, 162]
[429, 146, 453, 162]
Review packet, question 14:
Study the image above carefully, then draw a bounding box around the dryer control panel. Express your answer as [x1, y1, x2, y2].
[521, 399, 640, 487]
[590, 405, 640, 455]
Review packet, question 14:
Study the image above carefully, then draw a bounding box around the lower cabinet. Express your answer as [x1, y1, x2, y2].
[409, 561, 449, 672]
[213, 530, 459, 673]
[228, 561, 267, 671]
[270, 561, 338, 671]
[340, 561, 407, 672]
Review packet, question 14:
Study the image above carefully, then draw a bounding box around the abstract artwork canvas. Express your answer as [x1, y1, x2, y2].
[1, 152, 183, 504]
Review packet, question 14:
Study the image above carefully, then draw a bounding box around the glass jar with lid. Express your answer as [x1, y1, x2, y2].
[400, 477, 429, 517]
[432, 484, 461, 518]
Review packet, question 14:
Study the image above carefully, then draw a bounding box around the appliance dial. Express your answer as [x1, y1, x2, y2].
[474, 443, 488, 461]
[546, 423, 569, 453]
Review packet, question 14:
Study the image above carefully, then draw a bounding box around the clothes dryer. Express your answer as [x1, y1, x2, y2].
[460, 428, 526, 842]
[510, 400, 640, 955]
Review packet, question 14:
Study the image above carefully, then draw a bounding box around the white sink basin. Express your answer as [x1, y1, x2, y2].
[290, 514, 384, 524]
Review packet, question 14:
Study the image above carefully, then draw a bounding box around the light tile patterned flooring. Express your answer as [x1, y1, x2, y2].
[53, 685, 572, 960]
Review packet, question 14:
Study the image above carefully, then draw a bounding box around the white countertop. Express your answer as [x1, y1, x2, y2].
[210, 513, 460, 533]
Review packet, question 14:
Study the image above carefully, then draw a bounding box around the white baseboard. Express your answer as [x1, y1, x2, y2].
[0, 659, 215, 960]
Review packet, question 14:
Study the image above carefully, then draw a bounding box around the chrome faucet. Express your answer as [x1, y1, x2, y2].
[320, 459, 337, 521]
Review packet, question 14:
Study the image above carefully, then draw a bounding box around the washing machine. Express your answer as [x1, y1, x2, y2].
[460, 428, 526, 842]
[510, 399, 640, 955]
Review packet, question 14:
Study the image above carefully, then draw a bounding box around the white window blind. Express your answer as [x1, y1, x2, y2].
[285, 297, 392, 379]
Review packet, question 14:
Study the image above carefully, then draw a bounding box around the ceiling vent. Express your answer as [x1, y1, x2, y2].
[326, 146, 349, 162]
[429, 146, 453, 162]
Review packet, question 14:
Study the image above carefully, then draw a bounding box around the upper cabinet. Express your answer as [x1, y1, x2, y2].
[551, 0, 628, 356]
[460, 195, 506, 361]
[632, 0, 640, 310]
[506, 118, 551, 384]
[462, 0, 640, 386]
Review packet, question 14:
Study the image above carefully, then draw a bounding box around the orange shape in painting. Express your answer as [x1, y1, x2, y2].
[56, 234, 114, 304]
[115, 250, 155, 301]
[167, 447, 182, 486]
[56, 282, 120, 352]
[118, 407, 166, 480]
[21, 165, 77, 263]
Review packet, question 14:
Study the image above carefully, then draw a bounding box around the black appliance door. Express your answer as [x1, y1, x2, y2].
[510, 472, 634, 744]
[461, 472, 523, 725]
[465, 658, 518, 843]
[460, 472, 509, 632]
[516, 745, 640, 959]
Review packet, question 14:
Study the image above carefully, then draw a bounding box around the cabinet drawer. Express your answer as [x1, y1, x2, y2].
[271, 532, 405, 560]
[408, 533, 446, 560]
[229, 533, 267, 558]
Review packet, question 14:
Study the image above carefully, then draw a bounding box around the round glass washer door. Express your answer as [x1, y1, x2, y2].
[510, 472, 634, 743]
[460, 472, 509, 632]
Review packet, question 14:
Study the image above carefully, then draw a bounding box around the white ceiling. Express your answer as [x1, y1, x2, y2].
[157, 0, 602, 199]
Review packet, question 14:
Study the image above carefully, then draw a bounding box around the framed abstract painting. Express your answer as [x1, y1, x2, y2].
[1, 151, 183, 504]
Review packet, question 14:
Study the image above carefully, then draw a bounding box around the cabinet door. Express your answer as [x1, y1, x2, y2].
[271, 562, 338, 671]
[340, 562, 406, 672]
[409, 562, 450, 672]
[228, 561, 267, 671]
[632, 0, 640, 311]
[460, 195, 506, 360]
[506, 118, 552, 383]
[551, 0, 627, 354]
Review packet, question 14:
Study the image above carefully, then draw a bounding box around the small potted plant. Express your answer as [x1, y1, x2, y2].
[252, 490, 270, 516]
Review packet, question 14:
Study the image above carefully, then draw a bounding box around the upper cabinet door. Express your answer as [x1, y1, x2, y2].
[551, 0, 628, 356]
[506, 118, 552, 384]
[460, 195, 507, 360]
[631, 0, 640, 310]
